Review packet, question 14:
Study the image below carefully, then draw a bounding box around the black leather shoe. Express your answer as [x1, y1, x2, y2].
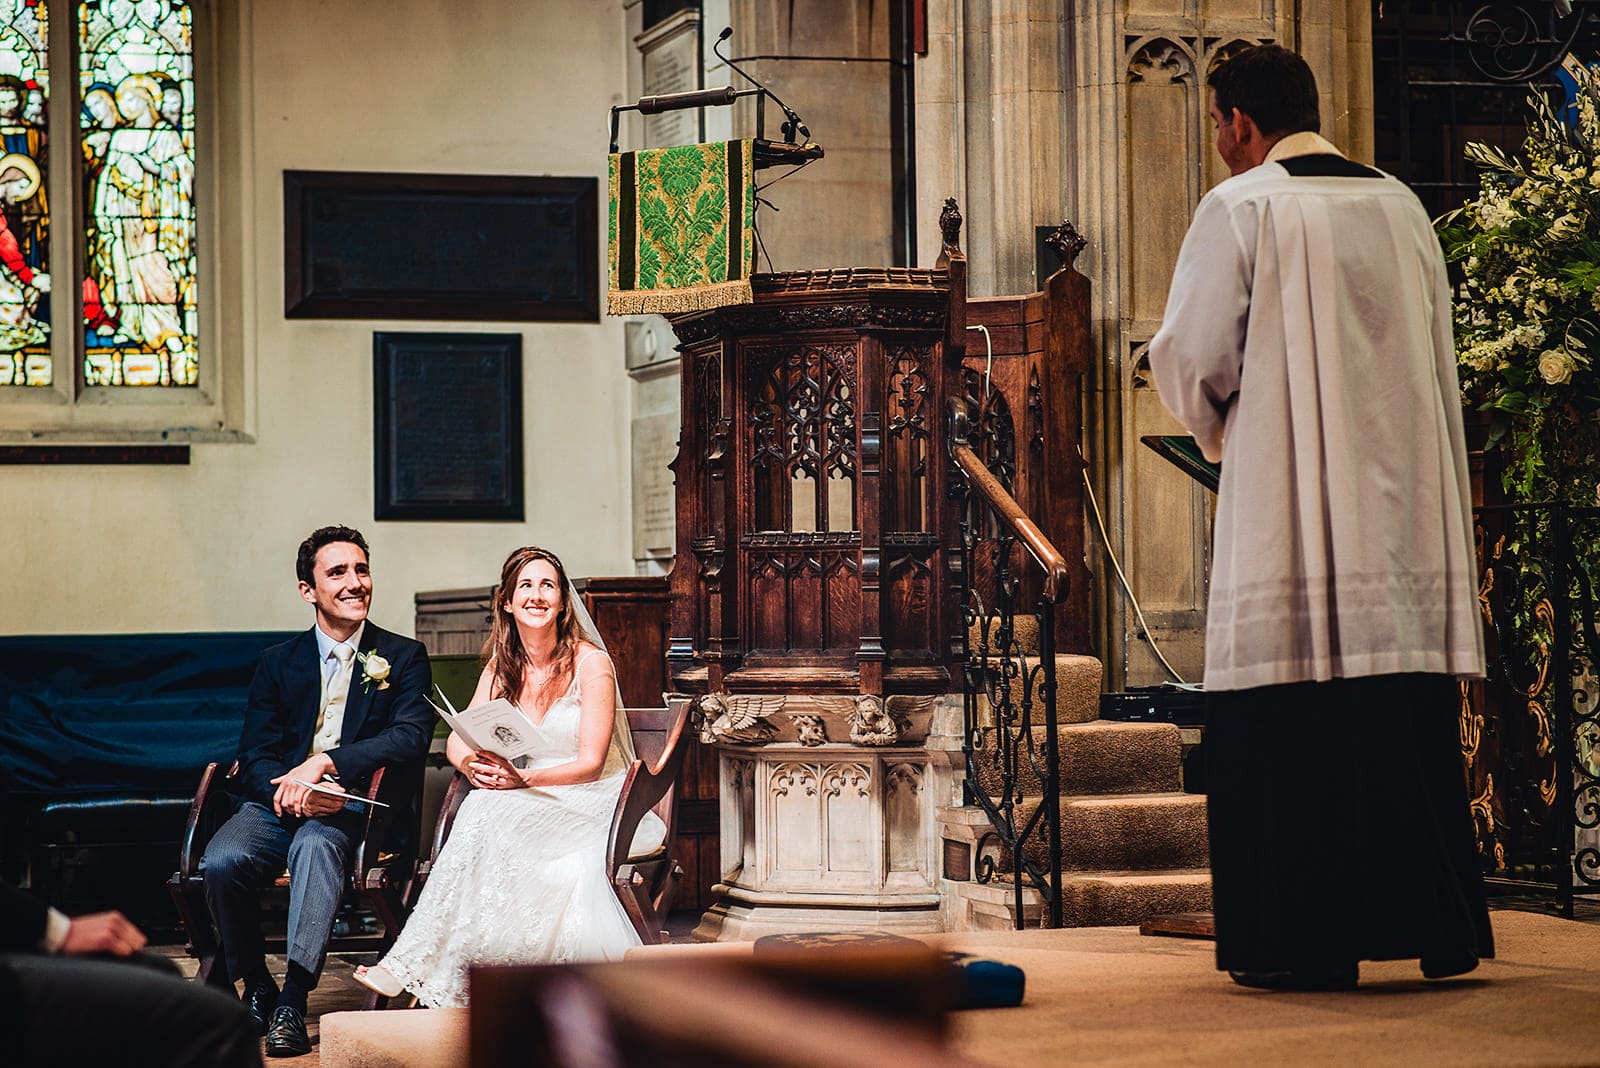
[244, 979, 278, 1036]
[264, 1005, 312, 1057]
[1229, 964, 1359, 991]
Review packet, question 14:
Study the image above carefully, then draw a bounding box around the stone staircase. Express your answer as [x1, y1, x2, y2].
[938, 623, 1211, 930]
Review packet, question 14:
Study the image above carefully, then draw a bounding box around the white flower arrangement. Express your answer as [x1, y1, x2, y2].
[1438, 70, 1600, 505]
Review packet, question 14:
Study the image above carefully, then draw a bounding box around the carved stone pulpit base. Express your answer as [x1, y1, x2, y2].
[689, 693, 957, 940]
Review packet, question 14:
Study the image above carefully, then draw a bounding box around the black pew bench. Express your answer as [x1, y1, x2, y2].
[0, 632, 294, 940]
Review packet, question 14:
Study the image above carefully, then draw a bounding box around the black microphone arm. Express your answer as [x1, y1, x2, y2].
[713, 26, 809, 144]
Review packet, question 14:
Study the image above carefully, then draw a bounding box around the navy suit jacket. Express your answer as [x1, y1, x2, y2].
[0, 881, 48, 952]
[233, 621, 433, 855]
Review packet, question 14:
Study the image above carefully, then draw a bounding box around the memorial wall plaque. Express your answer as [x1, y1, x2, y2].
[373, 332, 523, 521]
[286, 171, 598, 321]
[636, 9, 702, 149]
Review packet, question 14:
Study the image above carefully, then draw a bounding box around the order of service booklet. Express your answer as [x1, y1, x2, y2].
[426, 686, 537, 760]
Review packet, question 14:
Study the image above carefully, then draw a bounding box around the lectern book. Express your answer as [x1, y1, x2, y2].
[1140, 434, 1220, 492]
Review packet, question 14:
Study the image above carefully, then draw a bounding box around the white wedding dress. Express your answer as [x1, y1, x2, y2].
[377, 651, 664, 1008]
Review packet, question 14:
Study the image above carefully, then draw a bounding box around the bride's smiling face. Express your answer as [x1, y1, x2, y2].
[505, 558, 562, 633]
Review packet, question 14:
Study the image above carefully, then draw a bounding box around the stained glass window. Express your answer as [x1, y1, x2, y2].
[79, 0, 195, 387]
[0, 0, 51, 387]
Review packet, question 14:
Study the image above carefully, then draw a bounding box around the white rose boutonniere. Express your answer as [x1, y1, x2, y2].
[357, 650, 391, 693]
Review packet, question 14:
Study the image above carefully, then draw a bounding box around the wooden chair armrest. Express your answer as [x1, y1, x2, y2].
[429, 770, 475, 866]
[177, 761, 233, 879]
[351, 766, 406, 887]
[606, 697, 692, 887]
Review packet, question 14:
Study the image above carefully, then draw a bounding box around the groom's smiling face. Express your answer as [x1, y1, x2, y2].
[299, 540, 372, 634]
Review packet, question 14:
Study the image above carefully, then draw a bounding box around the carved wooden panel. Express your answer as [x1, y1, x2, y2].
[885, 345, 933, 533]
[883, 537, 939, 655]
[748, 343, 859, 534]
[965, 264, 1094, 651]
[666, 268, 961, 697]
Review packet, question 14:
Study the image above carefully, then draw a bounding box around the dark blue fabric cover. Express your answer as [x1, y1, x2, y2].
[943, 952, 1026, 1009]
[0, 632, 297, 794]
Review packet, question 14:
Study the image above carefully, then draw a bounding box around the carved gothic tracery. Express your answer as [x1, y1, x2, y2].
[961, 367, 1016, 491]
[1127, 38, 1194, 85]
[822, 763, 871, 799]
[772, 762, 819, 798]
[750, 344, 858, 534]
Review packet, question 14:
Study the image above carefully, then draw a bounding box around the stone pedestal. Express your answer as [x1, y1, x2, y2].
[690, 692, 945, 939]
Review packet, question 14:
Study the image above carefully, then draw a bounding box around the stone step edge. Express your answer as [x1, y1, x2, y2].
[1010, 790, 1208, 809]
[943, 867, 1212, 901]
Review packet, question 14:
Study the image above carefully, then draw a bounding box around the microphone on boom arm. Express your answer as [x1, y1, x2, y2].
[713, 26, 810, 144]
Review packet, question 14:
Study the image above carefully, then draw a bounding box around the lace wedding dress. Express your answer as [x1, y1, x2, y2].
[376, 651, 664, 1008]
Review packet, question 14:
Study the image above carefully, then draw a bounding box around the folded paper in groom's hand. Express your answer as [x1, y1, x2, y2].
[289, 779, 390, 809]
[427, 686, 538, 760]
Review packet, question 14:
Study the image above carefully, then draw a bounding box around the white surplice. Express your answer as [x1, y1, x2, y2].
[1148, 134, 1486, 691]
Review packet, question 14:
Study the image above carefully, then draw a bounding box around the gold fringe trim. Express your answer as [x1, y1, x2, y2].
[607, 279, 754, 317]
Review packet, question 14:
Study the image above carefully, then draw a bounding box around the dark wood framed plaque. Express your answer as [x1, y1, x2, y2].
[286, 171, 598, 321]
[373, 332, 524, 521]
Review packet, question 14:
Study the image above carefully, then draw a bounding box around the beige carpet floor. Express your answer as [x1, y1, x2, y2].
[186, 906, 1597, 1067]
[924, 910, 1592, 1067]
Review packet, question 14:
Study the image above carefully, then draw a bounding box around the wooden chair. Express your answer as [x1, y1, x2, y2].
[417, 698, 691, 950]
[166, 761, 415, 1010]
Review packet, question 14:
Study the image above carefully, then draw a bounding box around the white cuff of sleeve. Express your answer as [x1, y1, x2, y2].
[41, 907, 70, 954]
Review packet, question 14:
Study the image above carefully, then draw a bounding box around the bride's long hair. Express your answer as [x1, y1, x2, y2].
[482, 546, 584, 709]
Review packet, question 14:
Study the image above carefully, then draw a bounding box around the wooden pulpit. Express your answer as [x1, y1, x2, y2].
[664, 206, 1092, 936]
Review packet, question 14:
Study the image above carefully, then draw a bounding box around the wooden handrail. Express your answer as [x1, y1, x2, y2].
[948, 399, 1070, 604]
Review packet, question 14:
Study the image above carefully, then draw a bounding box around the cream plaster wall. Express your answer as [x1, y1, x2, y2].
[0, 0, 635, 635]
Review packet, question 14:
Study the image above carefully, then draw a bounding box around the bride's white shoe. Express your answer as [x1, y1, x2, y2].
[353, 963, 405, 998]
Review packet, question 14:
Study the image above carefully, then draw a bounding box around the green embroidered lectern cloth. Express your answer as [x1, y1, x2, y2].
[607, 139, 756, 315]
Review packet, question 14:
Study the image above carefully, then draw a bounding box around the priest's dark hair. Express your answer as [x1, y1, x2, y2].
[296, 524, 370, 585]
[1207, 44, 1320, 137]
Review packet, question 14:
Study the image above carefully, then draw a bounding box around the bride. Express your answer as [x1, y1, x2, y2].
[355, 545, 664, 1007]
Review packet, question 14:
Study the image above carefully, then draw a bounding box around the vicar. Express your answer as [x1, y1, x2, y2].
[1148, 45, 1492, 990]
[203, 525, 432, 1056]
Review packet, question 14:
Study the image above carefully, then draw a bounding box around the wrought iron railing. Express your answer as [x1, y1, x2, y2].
[948, 397, 1069, 928]
[1471, 502, 1600, 914]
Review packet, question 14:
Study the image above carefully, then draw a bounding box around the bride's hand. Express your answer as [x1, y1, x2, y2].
[466, 751, 524, 790]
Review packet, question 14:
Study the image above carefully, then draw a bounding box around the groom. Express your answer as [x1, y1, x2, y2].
[203, 525, 432, 1056]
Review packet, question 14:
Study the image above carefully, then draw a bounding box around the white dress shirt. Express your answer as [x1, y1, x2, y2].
[312, 622, 366, 756]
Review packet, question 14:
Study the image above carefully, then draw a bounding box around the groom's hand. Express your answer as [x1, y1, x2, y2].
[270, 753, 342, 817]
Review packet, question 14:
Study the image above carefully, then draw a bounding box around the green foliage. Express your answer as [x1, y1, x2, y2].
[1438, 69, 1600, 508]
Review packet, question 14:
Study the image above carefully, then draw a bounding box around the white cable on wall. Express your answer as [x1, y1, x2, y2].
[1080, 463, 1189, 685]
[966, 324, 993, 397]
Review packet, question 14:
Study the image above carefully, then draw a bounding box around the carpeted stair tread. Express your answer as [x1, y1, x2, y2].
[972, 653, 1103, 727]
[1060, 868, 1214, 927]
[967, 614, 1041, 656]
[1006, 792, 1209, 872]
[969, 720, 1183, 798]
